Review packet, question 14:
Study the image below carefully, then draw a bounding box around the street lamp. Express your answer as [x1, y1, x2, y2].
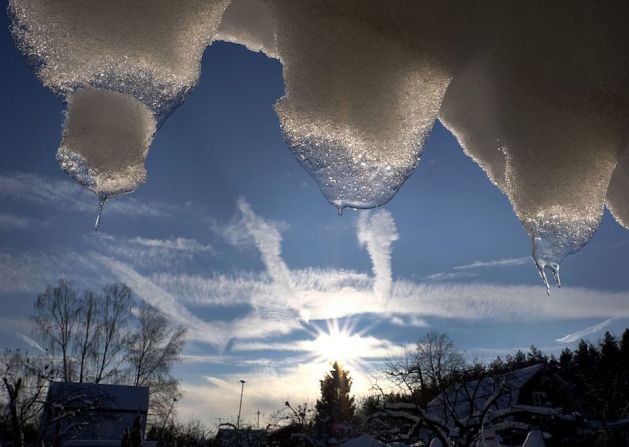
[237, 380, 246, 428]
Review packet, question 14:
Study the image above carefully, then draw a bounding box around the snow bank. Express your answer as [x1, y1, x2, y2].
[521, 431, 545, 447]
[340, 434, 387, 447]
[8, 1, 629, 288]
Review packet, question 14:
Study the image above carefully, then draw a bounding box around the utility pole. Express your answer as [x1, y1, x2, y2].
[237, 380, 246, 429]
[257, 411, 260, 428]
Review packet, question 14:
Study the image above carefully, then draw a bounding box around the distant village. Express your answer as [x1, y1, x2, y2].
[2, 281, 629, 447]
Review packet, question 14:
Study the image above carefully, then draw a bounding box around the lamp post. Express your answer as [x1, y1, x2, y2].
[237, 380, 246, 428]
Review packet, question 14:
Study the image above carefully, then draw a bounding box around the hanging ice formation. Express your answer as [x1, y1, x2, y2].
[8, 0, 629, 292]
[9, 0, 230, 226]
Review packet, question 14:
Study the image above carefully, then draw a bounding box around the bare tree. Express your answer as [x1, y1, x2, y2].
[93, 283, 132, 384]
[414, 331, 466, 398]
[366, 332, 508, 447]
[34, 279, 80, 382]
[126, 302, 186, 423]
[31, 280, 187, 428]
[75, 290, 98, 383]
[0, 349, 54, 447]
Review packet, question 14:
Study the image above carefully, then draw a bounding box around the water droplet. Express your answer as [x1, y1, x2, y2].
[336, 206, 344, 216]
[94, 193, 108, 231]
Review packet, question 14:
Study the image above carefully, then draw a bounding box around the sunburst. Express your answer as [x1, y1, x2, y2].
[304, 319, 377, 369]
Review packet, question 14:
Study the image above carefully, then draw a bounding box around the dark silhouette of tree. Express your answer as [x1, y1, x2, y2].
[34, 280, 80, 382]
[127, 302, 186, 422]
[315, 361, 355, 427]
[30, 279, 186, 426]
[0, 349, 54, 447]
[93, 283, 132, 384]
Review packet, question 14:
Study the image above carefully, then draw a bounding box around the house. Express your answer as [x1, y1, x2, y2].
[216, 424, 267, 447]
[425, 364, 581, 446]
[42, 382, 154, 447]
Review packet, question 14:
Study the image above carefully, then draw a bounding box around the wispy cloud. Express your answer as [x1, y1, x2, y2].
[390, 315, 430, 328]
[555, 317, 622, 344]
[91, 253, 233, 347]
[0, 172, 175, 218]
[0, 213, 30, 230]
[222, 198, 293, 294]
[15, 331, 45, 352]
[178, 361, 378, 427]
[92, 253, 302, 348]
[4, 197, 629, 427]
[231, 335, 404, 360]
[422, 271, 477, 281]
[90, 233, 213, 269]
[357, 210, 398, 300]
[453, 257, 531, 270]
[0, 250, 102, 294]
[130, 237, 212, 253]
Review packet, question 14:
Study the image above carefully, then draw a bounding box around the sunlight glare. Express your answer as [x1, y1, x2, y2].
[311, 320, 368, 366]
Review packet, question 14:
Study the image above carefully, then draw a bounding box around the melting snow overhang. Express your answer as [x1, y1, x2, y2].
[7, 0, 629, 293]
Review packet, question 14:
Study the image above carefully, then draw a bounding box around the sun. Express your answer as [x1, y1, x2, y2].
[309, 319, 371, 366]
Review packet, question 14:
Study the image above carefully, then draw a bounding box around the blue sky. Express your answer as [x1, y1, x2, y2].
[1, 7, 629, 426]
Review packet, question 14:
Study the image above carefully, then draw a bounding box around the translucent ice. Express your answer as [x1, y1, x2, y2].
[439, 2, 629, 291]
[9, 0, 230, 203]
[607, 147, 629, 230]
[268, 0, 475, 211]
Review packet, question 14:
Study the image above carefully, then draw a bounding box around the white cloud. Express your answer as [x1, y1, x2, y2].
[178, 361, 377, 427]
[4, 199, 629, 428]
[0, 172, 175, 218]
[453, 257, 531, 270]
[390, 315, 430, 328]
[555, 317, 622, 344]
[422, 271, 477, 281]
[15, 331, 45, 352]
[91, 253, 232, 347]
[92, 254, 302, 348]
[130, 237, 212, 253]
[357, 210, 398, 300]
[231, 335, 404, 361]
[222, 198, 293, 295]
[90, 233, 213, 268]
[0, 213, 30, 230]
[0, 250, 102, 294]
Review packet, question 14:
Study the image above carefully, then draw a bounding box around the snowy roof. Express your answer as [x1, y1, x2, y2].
[44, 382, 150, 442]
[47, 382, 149, 412]
[340, 434, 388, 447]
[427, 364, 543, 422]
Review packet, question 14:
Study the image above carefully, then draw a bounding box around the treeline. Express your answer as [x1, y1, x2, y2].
[0, 279, 187, 447]
[361, 330, 629, 447]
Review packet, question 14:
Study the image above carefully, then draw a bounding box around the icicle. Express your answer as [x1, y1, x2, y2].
[94, 192, 108, 231]
[533, 255, 560, 296]
[336, 205, 344, 216]
[526, 211, 597, 294]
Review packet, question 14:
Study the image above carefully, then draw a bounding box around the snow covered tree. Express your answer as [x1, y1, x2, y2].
[315, 362, 356, 427]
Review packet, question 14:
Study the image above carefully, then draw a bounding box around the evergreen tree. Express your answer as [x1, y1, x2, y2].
[315, 362, 355, 426]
